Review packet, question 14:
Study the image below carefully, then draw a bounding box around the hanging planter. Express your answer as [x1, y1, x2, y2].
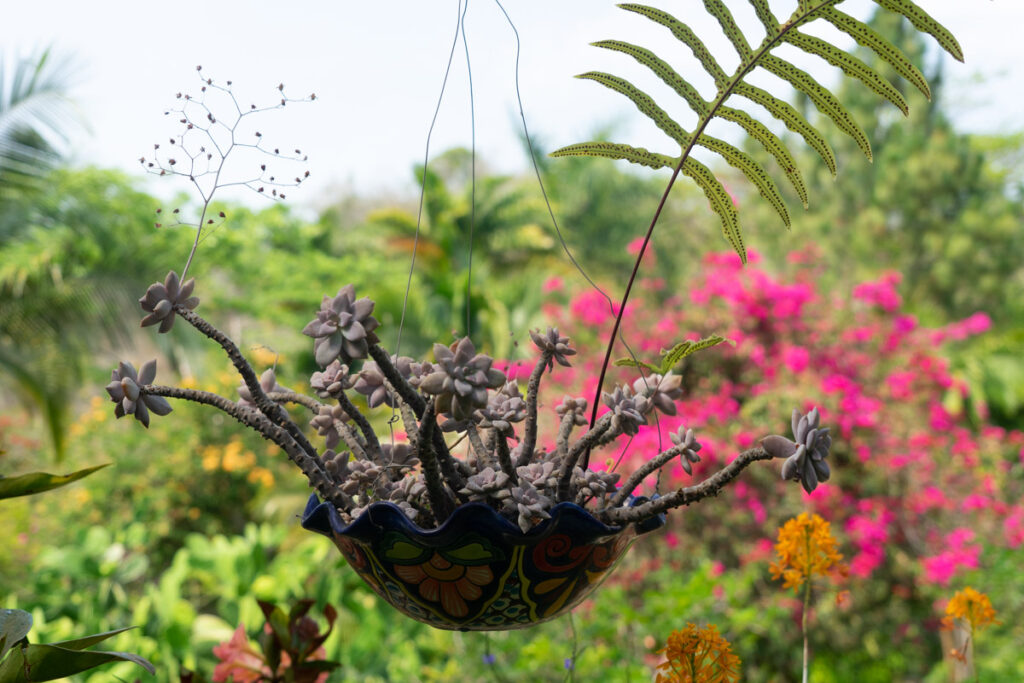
[107, 274, 830, 631]
[301, 495, 664, 631]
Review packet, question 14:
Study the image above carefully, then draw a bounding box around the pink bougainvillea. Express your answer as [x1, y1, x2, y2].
[528, 246, 1023, 600]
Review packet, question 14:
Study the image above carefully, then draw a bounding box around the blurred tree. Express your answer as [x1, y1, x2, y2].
[364, 147, 557, 356]
[0, 168, 178, 461]
[0, 47, 82, 195]
[744, 12, 1024, 327]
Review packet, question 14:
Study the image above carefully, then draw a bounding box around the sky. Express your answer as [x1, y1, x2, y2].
[3, 1, 1022, 209]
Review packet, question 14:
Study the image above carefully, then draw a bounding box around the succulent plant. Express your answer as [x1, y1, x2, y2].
[237, 368, 285, 408]
[670, 426, 703, 475]
[602, 386, 649, 437]
[762, 407, 833, 493]
[310, 360, 353, 398]
[105, 360, 172, 428]
[632, 372, 683, 416]
[302, 284, 380, 366]
[555, 396, 589, 426]
[418, 338, 506, 422]
[139, 271, 199, 333]
[529, 327, 576, 370]
[504, 483, 552, 533]
[352, 361, 395, 409]
[459, 466, 512, 502]
[310, 404, 352, 451]
[477, 381, 527, 433]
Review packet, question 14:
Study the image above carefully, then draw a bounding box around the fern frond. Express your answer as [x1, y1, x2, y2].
[614, 334, 730, 374]
[551, 0, 962, 261]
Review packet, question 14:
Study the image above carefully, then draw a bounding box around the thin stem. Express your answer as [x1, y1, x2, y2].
[416, 403, 454, 520]
[600, 448, 774, 525]
[517, 350, 552, 467]
[335, 390, 383, 460]
[175, 306, 326, 474]
[609, 442, 690, 508]
[803, 530, 812, 683]
[143, 385, 342, 507]
[495, 432, 517, 484]
[556, 414, 613, 501]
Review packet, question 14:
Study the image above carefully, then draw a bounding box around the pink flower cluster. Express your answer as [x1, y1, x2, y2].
[532, 247, 1023, 596]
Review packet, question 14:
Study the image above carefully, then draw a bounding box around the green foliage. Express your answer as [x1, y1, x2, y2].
[614, 334, 730, 374]
[0, 611, 153, 682]
[0, 464, 107, 500]
[552, 0, 962, 262]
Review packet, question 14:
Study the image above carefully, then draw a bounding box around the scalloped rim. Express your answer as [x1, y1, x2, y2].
[301, 494, 663, 545]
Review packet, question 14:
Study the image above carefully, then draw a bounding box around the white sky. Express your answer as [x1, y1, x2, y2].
[3, 1, 1022, 209]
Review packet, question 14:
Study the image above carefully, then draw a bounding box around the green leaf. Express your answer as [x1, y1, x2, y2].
[618, 4, 729, 85]
[550, 142, 677, 171]
[695, 134, 790, 226]
[576, 72, 688, 148]
[716, 106, 807, 208]
[760, 54, 873, 161]
[748, 0, 779, 36]
[591, 40, 708, 116]
[0, 609, 32, 662]
[821, 7, 931, 99]
[0, 464, 109, 500]
[873, 0, 964, 62]
[614, 334, 731, 374]
[734, 83, 837, 177]
[683, 158, 745, 262]
[0, 642, 155, 681]
[49, 626, 135, 651]
[660, 335, 731, 371]
[703, 0, 753, 61]
[784, 31, 908, 115]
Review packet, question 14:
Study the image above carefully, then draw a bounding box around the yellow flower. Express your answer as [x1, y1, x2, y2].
[250, 346, 282, 367]
[769, 512, 847, 591]
[655, 623, 741, 683]
[943, 586, 999, 632]
[247, 467, 274, 488]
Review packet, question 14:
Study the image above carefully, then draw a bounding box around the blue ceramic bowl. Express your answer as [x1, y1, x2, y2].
[301, 495, 664, 631]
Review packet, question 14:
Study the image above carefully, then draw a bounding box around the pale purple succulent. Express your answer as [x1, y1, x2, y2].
[105, 360, 172, 428]
[555, 396, 589, 426]
[381, 443, 419, 472]
[762, 407, 832, 493]
[302, 284, 380, 366]
[339, 459, 385, 497]
[516, 461, 558, 491]
[632, 372, 683, 416]
[310, 404, 352, 450]
[504, 484, 552, 533]
[139, 271, 199, 333]
[529, 327, 576, 370]
[352, 361, 396, 409]
[477, 381, 527, 432]
[669, 425, 703, 475]
[322, 449, 352, 480]
[310, 360, 353, 398]
[418, 338, 506, 422]
[459, 466, 512, 501]
[601, 386, 649, 437]
[573, 467, 620, 499]
[238, 368, 285, 408]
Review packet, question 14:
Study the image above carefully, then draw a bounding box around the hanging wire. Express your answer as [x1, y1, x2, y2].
[492, 0, 664, 481]
[394, 0, 466, 359]
[461, 0, 477, 339]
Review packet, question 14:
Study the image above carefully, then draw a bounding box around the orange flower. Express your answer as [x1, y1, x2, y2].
[769, 512, 846, 590]
[655, 623, 741, 683]
[942, 586, 999, 632]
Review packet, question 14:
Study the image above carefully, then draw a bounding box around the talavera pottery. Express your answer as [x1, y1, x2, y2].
[302, 495, 664, 631]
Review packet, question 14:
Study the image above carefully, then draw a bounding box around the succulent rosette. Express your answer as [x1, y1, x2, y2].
[302, 284, 380, 366]
[139, 270, 199, 333]
[105, 359, 172, 427]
